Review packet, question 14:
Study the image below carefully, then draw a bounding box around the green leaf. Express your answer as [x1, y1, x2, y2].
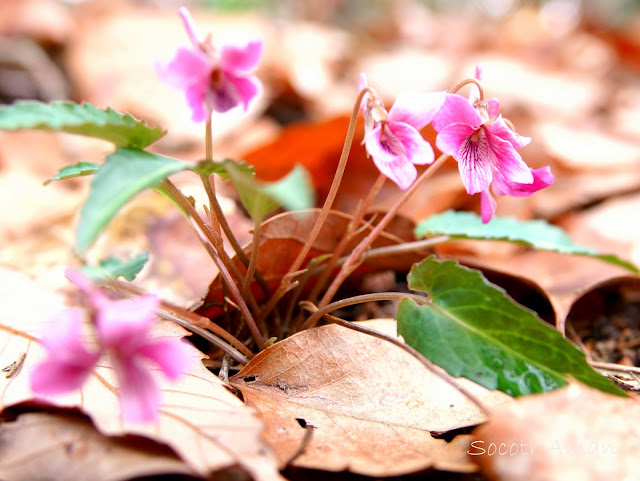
[79, 253, 149, 281]
[0, 101, 165, 148]
[415, 210, 638, 272]
[76, 148, 194, 253]
[43, 162, 100, 185]
[193, 159, 232, 180]
[397, 256, 625, 397]
[223, 160, 315, 221]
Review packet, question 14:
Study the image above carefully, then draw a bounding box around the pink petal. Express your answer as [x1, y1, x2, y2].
[30, 359, 98, 395]
[493, 166, 554, 197]
[438, 124, 493, 194]
[487, 98, 500, 120]
[207, 74, 241, 113]
[358, 72, 369, 117]
[388, 121, 435, 165]
[157, 47, 211, 89]
[96, 295, 159, 353]
[487, 115, 530, 149]
[137, 339, 196, 381]
[435, 122, 478, 158]
[484, 129, 533, 184]
[178, 7, 203, 47]
[40, 308, 99, 364]
[480, 189, 497, 223]
[432, 94, 483, 132]
[388, 91, 446, 130]
[186, 82, 208, 122]
[365, 125, 417, 190]
[114, 357, 161, 424]
[227, 74, 261, 111]
[468, 65, 483, 104]
[31, 308, 100, 395]
[220, 40, 263, 74]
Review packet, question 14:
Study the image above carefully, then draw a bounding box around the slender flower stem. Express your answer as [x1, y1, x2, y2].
[317, 153, 450, 308]
[300, 292, 426, 331]
[259, 88, 376, 323]
[300, 300, 489, 416]
[305, 235, 450, 280]
[163, 178, 266, 349]
[449, 78, 484, 100]
[242, 220, 262, 299]
[200, 120, 271, 298]
[308, 173, 387, 304]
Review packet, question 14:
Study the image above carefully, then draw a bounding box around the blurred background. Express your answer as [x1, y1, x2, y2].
[1, 0, 640, 307]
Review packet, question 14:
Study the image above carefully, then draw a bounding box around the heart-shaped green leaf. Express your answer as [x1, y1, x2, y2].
[79, 253, 149, 281]
[397, 256, 624, 397]
[415, 211, 637, 272]
[224, 160, 314, 221]
[76, 148, 194, 253]
[44, 162, 100, 185]
[0, 101, 165, 148]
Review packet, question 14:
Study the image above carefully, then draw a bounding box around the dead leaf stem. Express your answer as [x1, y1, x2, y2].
[108, 280, 252, 363]
[318, 153, 450, 308]
[308, 173, 387, 304]
[259, 87, 377, 325]
[162, 179, 266, 350]
[300, 298, 490, 416]
[200, 118, 272, 299]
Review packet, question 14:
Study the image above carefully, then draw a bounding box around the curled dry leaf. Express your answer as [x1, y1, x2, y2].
[230, 320, 512, 477]
[0, 411, 193, 481]
[197, 209, 423, 320]
[471, 382, 640, 481]
[0, 268, 282, 481]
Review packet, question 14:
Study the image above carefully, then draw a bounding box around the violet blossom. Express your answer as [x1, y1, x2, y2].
[432, 66, 553, 222]
[359, 73, 445, 190]
[31, 270, 195, 423]
[157, 7, 263, 121]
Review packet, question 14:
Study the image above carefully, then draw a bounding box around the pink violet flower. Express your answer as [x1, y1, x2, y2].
[432, 65, 553, 222]
[30, 307, 100, 395]
[157, 6, 263, 121]
[30, 270, 195, 424]
[359, 73, 445, 190]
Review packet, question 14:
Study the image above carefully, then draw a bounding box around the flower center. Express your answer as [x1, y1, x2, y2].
[210, 68, 224, 89]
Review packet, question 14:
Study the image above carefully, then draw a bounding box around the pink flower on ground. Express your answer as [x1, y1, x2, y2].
[31, 270, 195, 424]
[359, 73, 445, 190]
[432, 65, 553, 222]
[31, 308, 100, 395]
[157, 6, 263, 121]
[93, 293, 194, 423]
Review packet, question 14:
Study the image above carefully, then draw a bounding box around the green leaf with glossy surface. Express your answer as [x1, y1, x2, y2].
[76, 148, 194, 253]
[415, 211, 637, 272]
[0, 101, 165, 148]
[224, 160, 314, 221]
[397, 256, 624, 397]
[79, 253, 149, 281]
[43, 162, 100, 185]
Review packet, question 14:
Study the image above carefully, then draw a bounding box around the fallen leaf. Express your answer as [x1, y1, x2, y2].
[471, 383, 640, 481]
[197, 209, 424, 321]
[0, 411, 193, 481]
[230, 319, 511, 476]
[0, 268, 282, 481]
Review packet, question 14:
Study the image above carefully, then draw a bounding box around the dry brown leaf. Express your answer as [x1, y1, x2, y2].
[196, 209, 424, 321]
[471, 383, 640, 481]
[0, 268, 282, 481]
[0, 411, 193, 481]
[230, 320, 512, 477]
